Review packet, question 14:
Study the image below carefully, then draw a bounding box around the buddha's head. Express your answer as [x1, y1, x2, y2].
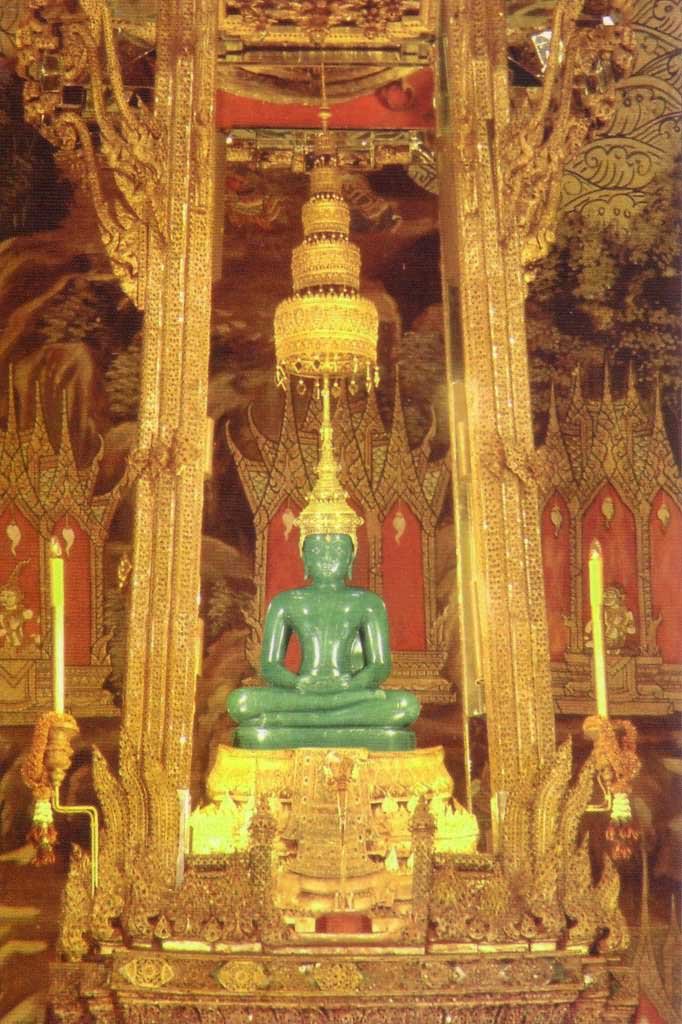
[302, 533, 355, 583]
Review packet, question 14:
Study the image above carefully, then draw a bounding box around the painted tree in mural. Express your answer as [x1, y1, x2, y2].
[527, 156, 681, 450]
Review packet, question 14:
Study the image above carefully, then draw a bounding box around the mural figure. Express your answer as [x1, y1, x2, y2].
[224, 171, 289, 231]
[585, 584, 636, 654]
[0, 564, 36, 652]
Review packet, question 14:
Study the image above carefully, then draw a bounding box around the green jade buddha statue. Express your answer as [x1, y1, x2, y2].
[228, 384, 420, 751]
[229, 533, 419, 750]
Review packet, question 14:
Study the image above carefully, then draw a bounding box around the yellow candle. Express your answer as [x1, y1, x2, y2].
[588, 539, 608, 718]
[49, 537, 65, 714]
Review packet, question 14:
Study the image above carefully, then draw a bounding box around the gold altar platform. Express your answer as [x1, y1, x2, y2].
[48, 947, 638, 1024]
[189, 746, 478, 934]
[47, 733, 638, 1022]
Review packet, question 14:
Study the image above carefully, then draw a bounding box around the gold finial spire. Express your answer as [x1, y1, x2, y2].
[319, 60, 331, 134]
[296, 377, 363, 552]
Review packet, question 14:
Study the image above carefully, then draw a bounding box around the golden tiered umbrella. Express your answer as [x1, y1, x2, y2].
[274, 87, 379, 393]
[274, 79, 376, 549]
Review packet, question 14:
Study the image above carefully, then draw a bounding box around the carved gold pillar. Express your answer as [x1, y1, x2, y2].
[438, 0, 556, 799]
[122, 0, 218, 788]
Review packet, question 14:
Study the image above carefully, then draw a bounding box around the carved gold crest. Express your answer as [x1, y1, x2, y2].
[119, 957, 174, 989]
[216, 960, 269, 994]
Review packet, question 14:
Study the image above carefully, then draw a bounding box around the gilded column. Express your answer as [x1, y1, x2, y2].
[438, 0, 556, 798]
[122, 0, 218, 788]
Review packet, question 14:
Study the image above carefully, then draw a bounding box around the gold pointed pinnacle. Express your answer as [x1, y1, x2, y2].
[295, 377, 363, 553]
[319, 61, 330, 134]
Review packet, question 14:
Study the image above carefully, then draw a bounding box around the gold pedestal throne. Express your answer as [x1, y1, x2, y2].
[52, 731, 638, 1024]
[189, 745, 478, 936]
[14, 0, 641, 1020]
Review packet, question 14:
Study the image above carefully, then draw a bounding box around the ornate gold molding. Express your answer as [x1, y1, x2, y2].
[219, 0, 437, 48]
[47, 945, 638, 1024]
[504, 0, 636, 266]
[439, 0, 558, 797]
[127, 432, 202, 484]
[15, 0, 163, 306]
[118, 0, 219, 794]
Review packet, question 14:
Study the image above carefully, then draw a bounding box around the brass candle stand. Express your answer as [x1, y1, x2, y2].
[43, 716, 100, 898]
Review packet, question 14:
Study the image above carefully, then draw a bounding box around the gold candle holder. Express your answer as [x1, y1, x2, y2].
[43, 716, 79, 792]
[44, 716, 100, 897]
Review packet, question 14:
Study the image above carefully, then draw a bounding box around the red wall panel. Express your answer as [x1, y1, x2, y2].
[650, 490, 682, 663]
[265, 499, 304, 671]
[53, 515, 91, 665]
[581, 483, 639, 648]
[381, 501, 426, 652]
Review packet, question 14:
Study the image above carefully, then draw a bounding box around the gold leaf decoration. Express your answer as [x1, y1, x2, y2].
[313, 961, 364, 993]
[119, 957, 174, 989]
[216, 960, 269, 994]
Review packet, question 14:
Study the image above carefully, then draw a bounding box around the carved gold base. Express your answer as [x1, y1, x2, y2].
[62, 734, 632, 963]
[201, 744, 456, 800]
[47, 951, 638, 1024]
[189, 745, 478, 934]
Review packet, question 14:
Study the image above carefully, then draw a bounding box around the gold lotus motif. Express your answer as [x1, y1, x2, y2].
[120, 957, 174, 989]
[313, 961, 364, 993]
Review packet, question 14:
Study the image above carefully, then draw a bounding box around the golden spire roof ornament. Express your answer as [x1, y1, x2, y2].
[295, 378, 363, 552]
[274, 64, 379, 391]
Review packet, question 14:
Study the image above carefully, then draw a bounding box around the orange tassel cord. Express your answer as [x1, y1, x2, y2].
[21, 710, 77, 865]
[586, 715, 641, 861]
